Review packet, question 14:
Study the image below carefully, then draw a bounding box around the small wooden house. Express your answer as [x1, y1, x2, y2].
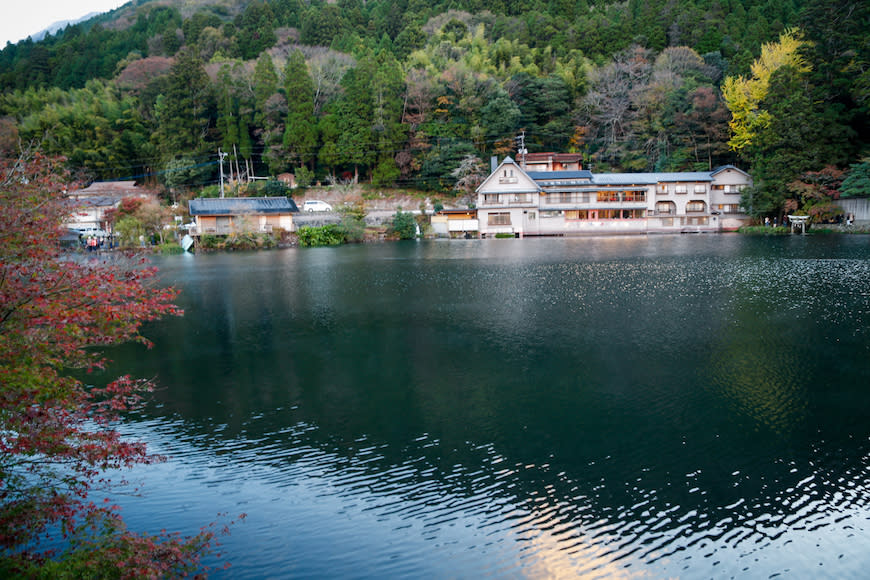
[431, 208, 479, 238]
[188, 197, 299, 235]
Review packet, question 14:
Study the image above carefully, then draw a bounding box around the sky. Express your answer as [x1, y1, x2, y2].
[1, 1, 128, 47]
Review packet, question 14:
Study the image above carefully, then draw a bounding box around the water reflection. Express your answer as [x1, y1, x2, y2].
[103, 236, 870, 577]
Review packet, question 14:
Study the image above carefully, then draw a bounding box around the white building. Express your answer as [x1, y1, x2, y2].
[475, 157, 752, 237]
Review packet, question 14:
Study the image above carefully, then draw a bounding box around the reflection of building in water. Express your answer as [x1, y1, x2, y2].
[473, 156, 753, 238]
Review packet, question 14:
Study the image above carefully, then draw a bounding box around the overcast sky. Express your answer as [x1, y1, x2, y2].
[2, 1, 128, 47]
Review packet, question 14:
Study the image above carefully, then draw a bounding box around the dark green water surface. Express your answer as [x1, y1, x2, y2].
[105, 235, 870, 578]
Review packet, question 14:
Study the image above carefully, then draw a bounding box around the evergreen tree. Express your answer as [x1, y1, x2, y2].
[282, 50, 319, 170]
[152, 48, 214, 182]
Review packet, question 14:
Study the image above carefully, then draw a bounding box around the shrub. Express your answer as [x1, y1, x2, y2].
[261, 179, 290, 196]
[157, 242, 184, 254]
[297, 225, 346, 246]
[737, 226, 789, 235]
[199, 234, 222, 249]
[390, 209, 418, 239]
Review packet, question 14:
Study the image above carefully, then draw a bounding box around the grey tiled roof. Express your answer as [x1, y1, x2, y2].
[591, 172, 713, 185]
[188, 197, 299, 216]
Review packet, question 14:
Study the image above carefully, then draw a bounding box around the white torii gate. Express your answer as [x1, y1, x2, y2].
[787, 214, 809, 234]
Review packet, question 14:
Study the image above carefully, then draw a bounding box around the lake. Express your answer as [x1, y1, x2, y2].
[102, 234, 870, 578]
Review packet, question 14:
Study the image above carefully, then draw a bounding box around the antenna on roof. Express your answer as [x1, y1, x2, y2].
[516, 131, 527, 168]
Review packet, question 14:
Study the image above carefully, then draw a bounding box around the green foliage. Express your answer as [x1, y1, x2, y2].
[261, 179, 290, 196]
[197, 232, 277, 251]
[390, 209, 418, 239]
[199, 234, 221, 249]
[157, 242, 184, 254]
[114, 215, 144, 247]
[738, 225, 790, 235]
[151, 48, 213, 166]
[841, 160, 870, 198]
[297, 224, 346, 246]
[0, 0, 866, 199]
[295, 166, 315, 188]
[283, 50, 318, 169]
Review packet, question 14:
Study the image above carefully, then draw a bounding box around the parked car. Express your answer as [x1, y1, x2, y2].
[303, 200, 333, 212]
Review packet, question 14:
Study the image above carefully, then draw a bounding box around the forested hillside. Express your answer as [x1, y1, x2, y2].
[1, 0, 868, 219]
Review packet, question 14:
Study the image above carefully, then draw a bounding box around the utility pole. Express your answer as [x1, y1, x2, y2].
[218, 148, 228, 198]
[516, 131, 527, 168]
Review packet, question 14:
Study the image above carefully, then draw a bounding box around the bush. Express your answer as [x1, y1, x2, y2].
[198, 184, 221, 198]
[297, 225, 346, 246]
[390, 209, 417, 240]
[495, 232, 515, 238]
[157, 242, 184, 254]
[737, 226, 790, 235]
[295, 166, 315, 188]
[199, 234, 222, 249]
[337, 203, 367, 243]
[261, 179, 290, 196]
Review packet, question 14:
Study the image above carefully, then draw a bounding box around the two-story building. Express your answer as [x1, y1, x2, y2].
[475, 157, 752, 237]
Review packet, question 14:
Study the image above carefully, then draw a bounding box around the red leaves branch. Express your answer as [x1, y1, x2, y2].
[1, 150, 205, 575]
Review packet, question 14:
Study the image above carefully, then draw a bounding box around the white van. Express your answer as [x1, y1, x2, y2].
[302, 200, 333, 212]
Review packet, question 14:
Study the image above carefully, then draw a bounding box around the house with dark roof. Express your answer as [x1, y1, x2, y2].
[65, 181, 157, 235]
[475, 157, 752, 237]
[188, 197, 299, 235]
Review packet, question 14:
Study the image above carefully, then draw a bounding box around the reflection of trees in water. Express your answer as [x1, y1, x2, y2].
[105, 242, 870, 573]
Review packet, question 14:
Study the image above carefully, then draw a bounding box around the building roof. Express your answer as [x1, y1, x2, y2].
[73, 181, 157, 197]
[66, 196, 122, 208]
[188, 197, 299, 216]
[525, 152, 583, 162]
[591, 172, 713, 185]
[711, 165, 751, 177]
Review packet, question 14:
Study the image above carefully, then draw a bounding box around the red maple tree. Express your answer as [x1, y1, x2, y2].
[0, 146, 222, 577]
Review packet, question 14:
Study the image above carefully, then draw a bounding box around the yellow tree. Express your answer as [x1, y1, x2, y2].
[722, 30, 810, 152]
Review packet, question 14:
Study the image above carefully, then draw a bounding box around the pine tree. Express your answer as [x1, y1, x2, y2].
[282, 50, 319, 170]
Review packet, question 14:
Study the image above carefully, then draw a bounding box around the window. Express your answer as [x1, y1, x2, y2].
[675, 185, 688, 194]
[656, 201, 675, 215]
[686, 201, 706, 213]
[484, 194, 500, 204]
[694, 184, 707, 193]
[488, 212, 511, 226]
[713, 184, 746, 194]
[499, 168, 517, 184]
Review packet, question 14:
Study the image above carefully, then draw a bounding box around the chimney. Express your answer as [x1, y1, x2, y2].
[491, 156, 498, 172]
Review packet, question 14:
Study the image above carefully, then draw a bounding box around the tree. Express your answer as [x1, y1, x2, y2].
[840, 159, 870, 198]
[740, 65, 853, 219]
[390, 209, 418, 239]
[722, 29, 809, 152]
[152, 48, 214, 166]
[282, 51, 319, 171]
[0, 148, 218, 575]
[450, 153, 487, 197]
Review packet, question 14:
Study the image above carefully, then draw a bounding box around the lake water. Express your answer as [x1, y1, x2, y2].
[103, 235, 870, 578]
